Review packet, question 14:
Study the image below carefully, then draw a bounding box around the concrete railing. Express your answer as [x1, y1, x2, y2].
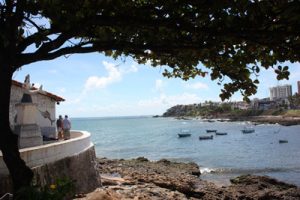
[0, 130, 93, 175]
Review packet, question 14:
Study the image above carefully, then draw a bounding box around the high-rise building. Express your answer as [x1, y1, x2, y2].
[298, 81, 300, 94]
[269, 84, 292, 100]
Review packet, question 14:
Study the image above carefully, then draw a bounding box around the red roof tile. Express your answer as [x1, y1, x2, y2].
[12, 80, 65, 102]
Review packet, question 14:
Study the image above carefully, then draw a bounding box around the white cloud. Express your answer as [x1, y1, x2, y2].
[84, 61, 122, 91]
[84, 62, 138, 92]
[138, 93, 202, 108]
[124, 64, 138, 73]
[61, 92, 202, 117]
[155, 79, 164, 92]
[185, 82, 208, 90]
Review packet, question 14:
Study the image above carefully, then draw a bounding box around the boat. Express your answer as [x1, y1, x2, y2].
[178, 129, 191, 138]
[199, 135, 213, 140]
[215, 132, 227, 135]
[241, 127, 255, 134]
[206, 129, 217, 133]
[279, 140, 288, 143]
[178, 133, 191, 138]
[203, 119, 215, 123]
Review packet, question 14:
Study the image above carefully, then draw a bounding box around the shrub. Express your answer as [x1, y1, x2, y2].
[15, 177, 75, 200]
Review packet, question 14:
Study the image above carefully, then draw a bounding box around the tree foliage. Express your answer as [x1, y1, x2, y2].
[1, 0, 299, 100]
[289, 93, 300, 108]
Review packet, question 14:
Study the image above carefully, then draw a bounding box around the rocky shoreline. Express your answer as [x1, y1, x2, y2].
[176, 115, 300, 126]
[75, 157, 300, 200]
[242, 115, 300, 126]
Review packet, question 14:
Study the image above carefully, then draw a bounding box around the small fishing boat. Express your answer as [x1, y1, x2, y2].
[241, 127, 255, 134]
[279, 140, 288, 143]
[199, 135, 213, 140]
[203, 119, 215, 123]
[178, 133, 191, 138]
[178, 129, 191, 138]
[206, 129, 217, 133]
[215, 132, 227, 135]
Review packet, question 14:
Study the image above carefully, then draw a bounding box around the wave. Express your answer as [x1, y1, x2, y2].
[200, 167, 300, 175]
[200, 167, 215, 173]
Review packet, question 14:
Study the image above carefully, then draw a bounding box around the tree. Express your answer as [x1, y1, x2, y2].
[1, 0, 299, 193]
[289, 93, 300, 109]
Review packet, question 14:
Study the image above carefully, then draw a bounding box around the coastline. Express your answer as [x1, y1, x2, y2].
[243, 115, 300, 126]
[75, 157, 300, 200]
[172, 115, 300, 126]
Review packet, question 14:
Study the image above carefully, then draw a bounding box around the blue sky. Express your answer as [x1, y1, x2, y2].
[13, 53, 300, 117]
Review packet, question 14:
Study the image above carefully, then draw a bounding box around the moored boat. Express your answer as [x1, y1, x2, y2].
[206, 129, 217, 133]
[199, 135, 213, 140]
[279, 140, 288, 143]
[178, 133, 191, 138]
[215, 132, 227, 135]
[241, 127, 255, 134]
[178, 129, 191, 138]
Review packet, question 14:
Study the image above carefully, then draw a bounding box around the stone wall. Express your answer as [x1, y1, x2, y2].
[0, 146, 101, 195]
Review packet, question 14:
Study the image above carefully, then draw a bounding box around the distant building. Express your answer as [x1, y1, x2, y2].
[298, 81, 300, 94]
[231, 101, 250, 110]
[269, 84, 292, 100]
[251, 98, 276, 110]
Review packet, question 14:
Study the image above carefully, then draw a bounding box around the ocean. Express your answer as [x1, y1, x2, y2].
[71, 116, 300, 186]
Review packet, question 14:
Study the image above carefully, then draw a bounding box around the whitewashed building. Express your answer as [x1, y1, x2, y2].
[269, 84, 292, 100]
[9, 80, 65, 139]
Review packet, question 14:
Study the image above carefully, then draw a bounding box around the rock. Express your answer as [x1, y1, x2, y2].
[136, 157, 149, 162]
[228, 174, 300, 199]
[95, 158, 223, 199]
[76, 184, 189, 200]
[87, 158, 300, 200]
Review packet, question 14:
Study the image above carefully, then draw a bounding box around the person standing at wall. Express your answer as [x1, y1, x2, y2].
[56, 115, 64, 140]
[63, 115, 71, 140]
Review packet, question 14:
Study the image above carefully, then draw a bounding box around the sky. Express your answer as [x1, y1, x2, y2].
[13, 53, 300, 118]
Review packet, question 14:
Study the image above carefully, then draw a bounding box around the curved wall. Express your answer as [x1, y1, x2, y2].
[0, 131, 92, 175]
[0, 131, 101, 194]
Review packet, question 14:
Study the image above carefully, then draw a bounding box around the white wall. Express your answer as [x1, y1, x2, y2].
[0, 131, 93, 175]
[10, 85, 57, 138]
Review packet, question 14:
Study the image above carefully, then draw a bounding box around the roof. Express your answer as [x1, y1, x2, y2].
[12, 80, 65, 102]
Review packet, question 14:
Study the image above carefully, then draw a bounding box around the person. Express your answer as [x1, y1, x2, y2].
[63, 115, 71, 140]
[56, 115, 64, 140]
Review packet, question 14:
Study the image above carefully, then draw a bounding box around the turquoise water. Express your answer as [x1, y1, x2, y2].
[71, 116, 300, 186]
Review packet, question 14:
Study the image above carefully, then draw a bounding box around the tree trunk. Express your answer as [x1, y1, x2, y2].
[0, 65, 33, 193]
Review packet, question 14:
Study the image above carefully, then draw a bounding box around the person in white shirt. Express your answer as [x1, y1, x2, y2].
[63, 115, 71, 140]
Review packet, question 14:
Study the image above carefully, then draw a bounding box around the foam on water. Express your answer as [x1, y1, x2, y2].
[200, 167, 215, 174]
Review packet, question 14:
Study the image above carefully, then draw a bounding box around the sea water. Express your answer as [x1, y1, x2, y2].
[71, 116, 300, 186]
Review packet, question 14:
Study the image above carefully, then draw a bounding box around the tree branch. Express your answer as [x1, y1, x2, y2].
[17, 29, 59, 52]
[16, 39, 204, 67]
[24, 16, 44, 32]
